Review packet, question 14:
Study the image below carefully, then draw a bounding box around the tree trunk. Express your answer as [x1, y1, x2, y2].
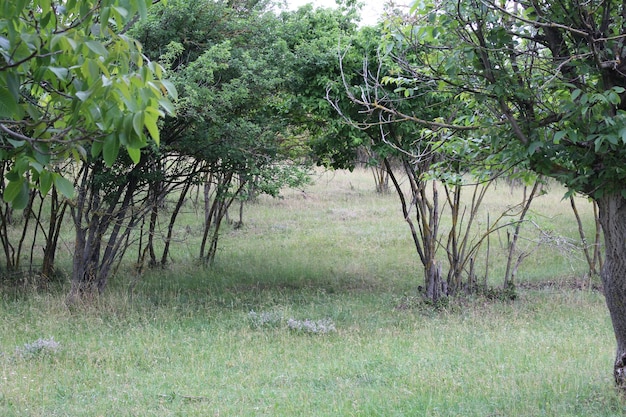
[67, 160, 146, 303]
[596, 193, 626, 388]
[146, 183, 160, 266]
[67, 224, 100, 304]
[426, 259, 443, 302]
[41, 188, 68, 279]
[160, 177, 193, 265]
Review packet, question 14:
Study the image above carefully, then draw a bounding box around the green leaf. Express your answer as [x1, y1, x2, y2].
[7, 138, 25, 148]
[112, 6, 129, 19]
[132, 111, 145, 137]
[137, 0, 148, 20]
[4, 179, 29, 209]
[5, 170, 20, 182]
[553, 130, 567, 144]
[100, 7, 111, 35]
[11, 182, 30, 210]
[29, 161, 43, 173]
[33, 145, 51, 166]
[39, 0, 51, 16]
[0, 36, 9, 51]
[0, 88, 19, 118]
[103, 134, 120, 166]
[74, 144, 87, 161]
[76, 90, 91, 101]
[126, 146, 141, 163]
[6, 72, 20, 100]
[607, 90, 621, 105]
[40, 12, 52, 29]
[53, 174, 75, 198]
[25, 103, 42, 120]
[160, 80, 178, 100]
[528, 141, 542, 155]
[48, 66, 69, 81]
[3, 179, 23, 203]
[158, 98, 175, 116]
[144, 112, 160, 145]
[594, 137, 604, 153]
[118, 131, 128, 146]
[39, 171, 53, 196]
[85, 40, 108, 57]
[91, 138, 104, 158]
[571, 89, 582, 102]
[581, 105, 589, 116]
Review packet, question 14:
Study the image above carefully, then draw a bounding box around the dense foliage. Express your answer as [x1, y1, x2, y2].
[0, 0, 365, 293]
[0, 0, 176, 208]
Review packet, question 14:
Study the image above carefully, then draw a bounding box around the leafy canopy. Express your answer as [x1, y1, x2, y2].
[380, 0, 626, 198]
[0, 0, 176, 208]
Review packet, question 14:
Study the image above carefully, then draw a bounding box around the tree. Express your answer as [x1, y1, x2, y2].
[275, 3, 363, 170]
[0, 0, 176, 296]
[354, 0, 626, 388]
[132, 0, 313, 266]
[68, 152, 159, 301]
[0, 0, 176, 209]
[323, 17, 534, 301]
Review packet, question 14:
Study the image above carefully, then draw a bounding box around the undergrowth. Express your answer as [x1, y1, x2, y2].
[0, 169, 618, 416]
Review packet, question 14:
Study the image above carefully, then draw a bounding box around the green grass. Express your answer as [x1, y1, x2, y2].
[0, 168, 622, 416]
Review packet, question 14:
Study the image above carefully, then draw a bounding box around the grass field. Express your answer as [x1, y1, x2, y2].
[0, 168, 623, 416]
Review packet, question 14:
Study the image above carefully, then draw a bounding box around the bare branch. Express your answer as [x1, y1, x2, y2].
[331, 43, 480, 133]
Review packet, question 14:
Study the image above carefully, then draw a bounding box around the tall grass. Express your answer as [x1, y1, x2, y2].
[0, 168, 621, 416]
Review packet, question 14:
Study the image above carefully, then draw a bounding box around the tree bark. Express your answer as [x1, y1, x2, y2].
[596, 193, 626, 388]
[41, 188, 68, 279]
[67, 160, 147, 303]
[160, 177, 193, 265]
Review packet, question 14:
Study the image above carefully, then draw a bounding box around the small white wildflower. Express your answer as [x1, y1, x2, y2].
[16, 338, 61, 359]
[287, 318, 336, 334]
[248, 310, 283, 329]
